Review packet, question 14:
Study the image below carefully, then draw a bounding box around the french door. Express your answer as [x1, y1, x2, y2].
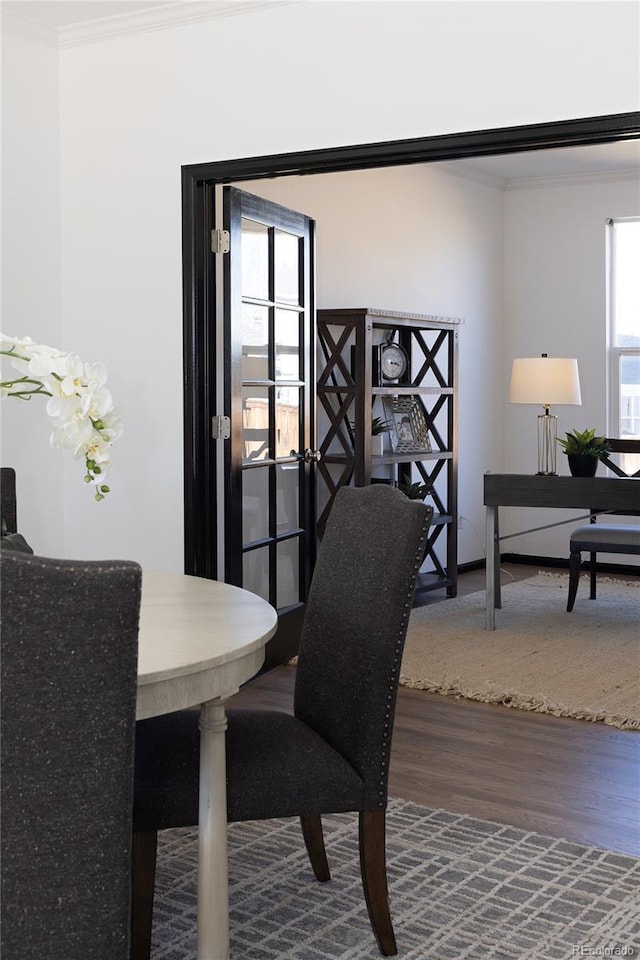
[220, 188, 317, 661]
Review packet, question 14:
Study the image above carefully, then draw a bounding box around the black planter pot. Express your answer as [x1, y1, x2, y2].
[567, 454, 599, 477]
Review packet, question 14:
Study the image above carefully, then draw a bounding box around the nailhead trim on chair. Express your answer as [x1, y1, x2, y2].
[375, 511, 433, 807]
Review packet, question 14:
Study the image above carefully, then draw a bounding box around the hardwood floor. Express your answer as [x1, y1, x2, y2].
[228, 564, 640, 859]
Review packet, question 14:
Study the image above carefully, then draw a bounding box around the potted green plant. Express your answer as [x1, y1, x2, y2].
[348, 416, 390, 456]
[557, 428, 611, 477]
[371, 416, 390, 456]
[398, 478, 432, 500]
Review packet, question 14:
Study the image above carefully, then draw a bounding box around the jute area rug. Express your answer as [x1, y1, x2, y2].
[151, 799, 640, 959]
[401, 573, 639, 730]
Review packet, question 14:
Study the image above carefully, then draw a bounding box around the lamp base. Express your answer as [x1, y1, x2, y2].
[537, 412, 558, 476]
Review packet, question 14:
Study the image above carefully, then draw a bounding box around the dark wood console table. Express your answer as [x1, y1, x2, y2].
[483, 473, 640, 629]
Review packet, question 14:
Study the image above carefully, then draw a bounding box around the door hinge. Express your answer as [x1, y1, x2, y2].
[211, 415, 231, 440]
[211, 228, 230, 255]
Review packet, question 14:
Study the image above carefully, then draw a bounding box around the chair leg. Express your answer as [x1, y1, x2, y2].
[359, 809, 397, 957]
[589, 551, 597, 599]
[300, 814, 331, 882]
[131, 830, 158, 960]
[567, 547, 582, 612]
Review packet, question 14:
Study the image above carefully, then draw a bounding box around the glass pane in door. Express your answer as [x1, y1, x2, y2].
[243, 547, 270, 602]
[243, 386, 270, 462]
[242, 304, 269, 381]
[275, 385, 300, 459]
[275, 308, 300, 381]
[274, 230, 299, 304]
[243, 467, 270, 544]
[241, 218, 269, 300]
[277, 537, 300, 608]
[276, 463, 299, 533]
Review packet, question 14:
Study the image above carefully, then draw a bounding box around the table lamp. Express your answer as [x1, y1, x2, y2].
[509, 354, 582, 475]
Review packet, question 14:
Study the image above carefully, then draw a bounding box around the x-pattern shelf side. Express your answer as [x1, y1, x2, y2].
[317, 309, 461, 597]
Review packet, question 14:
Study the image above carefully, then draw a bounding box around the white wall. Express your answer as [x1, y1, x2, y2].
[503, 174, 640, 560]
[235, 164, 505, 564]
[2, 1, 639, 568]
[1, 32, 63, 553]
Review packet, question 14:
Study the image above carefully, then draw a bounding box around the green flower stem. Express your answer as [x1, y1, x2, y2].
[1, 377, 52, 399]
[0, 348, 32, 362]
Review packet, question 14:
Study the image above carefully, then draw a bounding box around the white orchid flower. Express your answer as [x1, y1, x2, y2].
[85, 361, 108, 390]
[2, 333, 121, 500]
[0, 334, 37, 354]
[50, 414, 94, 450]
[78, 435, 112, 470]
[98, 408, 124, 442]
[46, 389, 86, 423]
[28, 349, 77, 381]
[82, 385, 114, 422]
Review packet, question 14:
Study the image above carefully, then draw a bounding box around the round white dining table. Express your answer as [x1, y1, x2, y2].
[136, 571, 278, 960]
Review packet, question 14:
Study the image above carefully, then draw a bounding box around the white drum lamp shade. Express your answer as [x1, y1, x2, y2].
[509, 356, 582, 475]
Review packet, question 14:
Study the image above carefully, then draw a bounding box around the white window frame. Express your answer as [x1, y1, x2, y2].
[606, 216, 640, 440]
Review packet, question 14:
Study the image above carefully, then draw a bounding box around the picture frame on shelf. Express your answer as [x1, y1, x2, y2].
[382, 395, 432, 454]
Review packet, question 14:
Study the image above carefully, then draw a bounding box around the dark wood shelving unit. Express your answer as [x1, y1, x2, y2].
[317, 307, 460, 598]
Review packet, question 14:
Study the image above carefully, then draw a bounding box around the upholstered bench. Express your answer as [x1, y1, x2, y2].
[567, 523, 640, 611]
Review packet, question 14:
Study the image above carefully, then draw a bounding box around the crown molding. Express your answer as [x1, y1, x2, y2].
[1, 9, 59, 47]
[0, 1, 300, 48]
[59, 0, 299, 47]
[433, 159, 639, 192]
[505, 168, 640, 190]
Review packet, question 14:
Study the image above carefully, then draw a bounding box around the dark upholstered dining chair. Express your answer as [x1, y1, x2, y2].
[566, 439, 640, 612]
[1, 466, 34, 553]
[1, 466, 18, 534]
[1, 551, 142, 960]
[132, 485, 433, 958]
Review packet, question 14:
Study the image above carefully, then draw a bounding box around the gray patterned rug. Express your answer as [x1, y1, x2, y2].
[151, 799, 640, 959]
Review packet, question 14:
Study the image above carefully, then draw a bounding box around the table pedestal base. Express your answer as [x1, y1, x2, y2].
[198, 700, 231, 960]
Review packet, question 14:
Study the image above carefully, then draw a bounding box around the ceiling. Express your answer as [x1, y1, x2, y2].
[445, 140, 640, 184]
[2, 1, 639, 183]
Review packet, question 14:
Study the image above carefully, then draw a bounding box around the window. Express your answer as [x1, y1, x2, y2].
[608, 218, 640, 442]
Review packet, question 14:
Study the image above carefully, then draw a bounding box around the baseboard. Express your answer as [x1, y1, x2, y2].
[457, 555, 640, 576]
[457, 559, 485, 574]
[499, 553, 640, 577]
